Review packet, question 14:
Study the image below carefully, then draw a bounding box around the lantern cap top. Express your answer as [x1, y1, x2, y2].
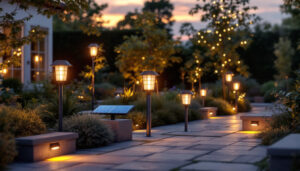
[141, 71, 159, 76]
[226, 71, 233, 74]
[51, 60, 72, 67]
[181, 90, 193, 95]
[88, 43, 99, 48]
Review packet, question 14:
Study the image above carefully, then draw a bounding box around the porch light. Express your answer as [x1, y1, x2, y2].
[88, 43, 99, 57]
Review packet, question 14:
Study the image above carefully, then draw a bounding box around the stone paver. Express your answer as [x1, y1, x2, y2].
[8, 104, 273, 171]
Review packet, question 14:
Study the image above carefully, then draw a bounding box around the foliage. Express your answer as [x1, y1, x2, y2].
[2, 78, 22, 93]
[62, 114, 114, 149]
[189, 0, 259, 98]
[94, 82, 115, 100]
[38, 85, 88, 128]
[259, 71, 300, 145]
[53, 0, 107, 36]
[115, 12, 181, 85]
[117, 0, 174, 33]
[0, 106, 46, 137]
[0, 0, 88, 70]
[237, 97, 251, 112]
[0, 133, 17, 170]
[261, 81, 277, 102]
[274, 37, 294, 80]
[121, 111, 146, 130]
[204, 97, 235, 115]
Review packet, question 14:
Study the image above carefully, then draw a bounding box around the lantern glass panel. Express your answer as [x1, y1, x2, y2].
[226, 74, 232, 82]
[55, 65, 68, 82]
[200, 89, 207, 97]
[233, 82, 240, 90]
[182, 94, 191, 105]
[90, 47, 98, 57]
[142, 75, 156, 91]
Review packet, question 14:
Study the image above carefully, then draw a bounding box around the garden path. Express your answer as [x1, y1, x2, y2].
[9, 103, 274, 171]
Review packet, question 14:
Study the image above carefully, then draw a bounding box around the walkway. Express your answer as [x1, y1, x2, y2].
[9, 104, 273, 171]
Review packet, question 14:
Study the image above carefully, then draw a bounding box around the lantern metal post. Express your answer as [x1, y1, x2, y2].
[233, 82, 240, 113]
[141, 71, 158, 137]
[181, 90, 192, 132]
[225, 71, 233, 102]
[58, 83, 63, 131]
[88, 43, 99, 110]
[51, 60, 71, 132]
[200, 89, 207, 107]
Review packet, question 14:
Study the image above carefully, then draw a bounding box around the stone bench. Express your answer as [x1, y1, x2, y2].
[268, 134, 300, 171]
[199, 107, 218, 119]
[240, 113, 272, 131]
[16, 132, 78, 162]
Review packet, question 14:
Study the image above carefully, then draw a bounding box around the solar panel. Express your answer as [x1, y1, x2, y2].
[93, 105, 134, 115]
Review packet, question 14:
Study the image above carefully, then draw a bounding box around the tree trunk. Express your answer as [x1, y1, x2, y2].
[198, 76, 202, 96]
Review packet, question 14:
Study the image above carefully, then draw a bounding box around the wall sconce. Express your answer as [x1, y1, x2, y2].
[50, 142, 60, 151]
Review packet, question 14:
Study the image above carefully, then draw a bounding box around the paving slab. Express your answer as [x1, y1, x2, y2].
[112, 161, 187, 171]
[181, 161, 258, 171]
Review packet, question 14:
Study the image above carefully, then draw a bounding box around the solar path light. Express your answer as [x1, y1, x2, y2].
[233, 82, 240, 113]
[141, 71, 158, 137]
[200, 88, 207, 106]
[51, 60, 71, 132]
[181, 90, 193, 132]
[88, 43, 99, 110]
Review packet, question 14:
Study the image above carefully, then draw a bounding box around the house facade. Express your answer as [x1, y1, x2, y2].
[0, 0, 53, 88]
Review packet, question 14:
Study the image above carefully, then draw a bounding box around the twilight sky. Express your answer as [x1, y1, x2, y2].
[98, 0, 287, 37]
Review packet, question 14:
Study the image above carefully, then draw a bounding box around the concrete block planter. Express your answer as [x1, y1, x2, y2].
[16, 132, 78, 162]
[240, 114, 272, 131]
[101, 119, 132, 142]
[200, 107, 218, 119]
[268, 134, 300, 171]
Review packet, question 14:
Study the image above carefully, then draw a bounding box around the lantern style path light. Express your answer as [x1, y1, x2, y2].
[233, 82, 240, 113]
[200, 88, 207, 106]
[225, 71, 233, 101]
[88, 43, 99, 110]
[181, 90, 193, 132]
[141, 71, 159, 137]
[51, 60, 71, 132]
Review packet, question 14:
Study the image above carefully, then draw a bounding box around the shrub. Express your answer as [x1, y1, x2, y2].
[0, 133, 17, 170]
[238, 99, 252, 112]
[62, 115, 114, 149]
[203, 97, 235, 115]
[2, 78, 23, 94]
[261, 81, 277, 102]
[124, 111, 146, 130]
[259, 126, 290, 145]
[0, 106, 46, 137]
[95, 82, 116, 100]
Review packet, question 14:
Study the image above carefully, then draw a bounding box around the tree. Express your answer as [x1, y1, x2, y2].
[115, 12, 181, 89]
[0, 0, 89, 73]
[117, 0, 174, 33]
[189, 0, 259, 99]
[274, 37, 294, 81]
[53, 0, 108, 36]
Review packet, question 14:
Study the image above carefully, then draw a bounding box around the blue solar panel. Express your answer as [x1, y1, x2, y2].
[93, 105, 134, 114]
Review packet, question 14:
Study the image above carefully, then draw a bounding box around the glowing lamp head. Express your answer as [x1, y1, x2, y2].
[141, 71, 159, 91]
[200, 89, 207, 97]
[88, 43, 99, 57]
[34, 55, 40, 63]
[51, 60, 71, 83]
[181, 90, 193, 106]
[251, 121, 259, 127]
[233, 82, 240, 91]
[225, 72, 233, 82]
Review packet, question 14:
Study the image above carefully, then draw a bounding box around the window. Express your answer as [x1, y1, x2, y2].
[0, 26, 22, 81]
[31, 28, 47, 82]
